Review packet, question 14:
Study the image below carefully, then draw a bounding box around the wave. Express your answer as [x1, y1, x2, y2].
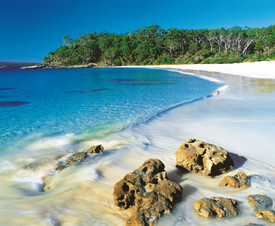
[142, 85, 227, 125]
[166, 69, 225, 84]
[139, 69, 228, 125]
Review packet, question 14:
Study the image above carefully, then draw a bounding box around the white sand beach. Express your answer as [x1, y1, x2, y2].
[126, 62, 275, 224]
[124, 61, 275, 79]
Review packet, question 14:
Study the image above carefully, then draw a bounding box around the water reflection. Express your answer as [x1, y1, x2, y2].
[180, 69, 275, 95]
[254, 79, 275, 94]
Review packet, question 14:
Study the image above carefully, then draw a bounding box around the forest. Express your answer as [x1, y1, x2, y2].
[44, 25, 275, 66]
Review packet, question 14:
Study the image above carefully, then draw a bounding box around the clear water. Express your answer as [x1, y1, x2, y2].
[0, 67, 220, 153]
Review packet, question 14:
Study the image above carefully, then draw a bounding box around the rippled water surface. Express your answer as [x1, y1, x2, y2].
[0, 68, 219, 153]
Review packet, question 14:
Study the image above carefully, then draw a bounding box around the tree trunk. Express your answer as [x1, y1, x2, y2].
[242, 40, 254, 54]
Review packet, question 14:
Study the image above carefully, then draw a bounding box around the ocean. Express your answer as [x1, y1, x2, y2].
[0, 67, 274, 225]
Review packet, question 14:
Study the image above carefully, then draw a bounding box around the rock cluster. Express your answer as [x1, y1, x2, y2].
[219, 172, 250, 188]
[248, 194, 275, 223]
[175, 138, 234, 176]
[113, 159, 182, 225]
[193, 197, 238, 218]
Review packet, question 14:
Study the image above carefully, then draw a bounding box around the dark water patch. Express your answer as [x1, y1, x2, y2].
[129, 83, 155, 86]
[72, 88, 109, 93]
[0, 88, 16, 91]
[0, 101, 30, 107]
[108, 78, 162, 82]
[0, 95, 9, 98]
[156, 82, 175, 85]
[113, 82, 175, 86]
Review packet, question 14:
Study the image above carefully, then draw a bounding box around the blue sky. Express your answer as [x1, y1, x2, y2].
[1, 0, 274, 62]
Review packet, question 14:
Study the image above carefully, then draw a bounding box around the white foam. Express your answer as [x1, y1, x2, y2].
[13, 176, 44, 191]
[167, 69, 224, 84]
[0, 160, 15, 172]
[27, 134, 74, 151]
[45, 214, 59, 226]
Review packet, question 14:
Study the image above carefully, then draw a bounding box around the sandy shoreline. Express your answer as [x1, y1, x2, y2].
[122, 61, 275, 79]
[1, 65, 275, 225]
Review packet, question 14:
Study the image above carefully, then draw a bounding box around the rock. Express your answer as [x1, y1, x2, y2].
[55, 152, 88, 172]
[193, 197, 238, 218]
[55, 144, 104, 172]
[113, 159, 183, 225]
[84, 144, 104, 154]
[255, 209, 275, 223]
[22, 63, 61, 69]
[42, 144, 103, 191]
[248, 194, 273, 211]
[219, 172, 250, 188]
[248, 194, 275, 223]
[175, 138, 234, 176]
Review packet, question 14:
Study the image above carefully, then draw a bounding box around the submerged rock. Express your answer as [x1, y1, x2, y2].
[42, 144, 103, 191]
[244, 224, 265, 226]
[55, 152, 88, 172]
[193, 197, 238, 218]
[248, 194, 273, 211]
[113, 159, 183, 225]
[255, 209, 275, 223]
[175, 138, 234, 176]
[219, 172, 250, 188]
[248, 194, 275, 223]
[55, 144, 104, 172]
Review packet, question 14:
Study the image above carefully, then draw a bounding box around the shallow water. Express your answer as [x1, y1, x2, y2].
[0, 68, 219, 152]
[0, 68, 275, 225]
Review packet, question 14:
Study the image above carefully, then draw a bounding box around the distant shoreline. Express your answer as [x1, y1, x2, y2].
[21, 61, 275, 80]
[21, 63, 97, 69]
[121, 61, 275, 79]
[0, 62, 40, 68]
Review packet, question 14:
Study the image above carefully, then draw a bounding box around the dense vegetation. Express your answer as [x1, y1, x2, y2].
[44, 25, 275, 66]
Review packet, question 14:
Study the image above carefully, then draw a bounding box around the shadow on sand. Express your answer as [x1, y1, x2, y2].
[229, 152, 247, 169]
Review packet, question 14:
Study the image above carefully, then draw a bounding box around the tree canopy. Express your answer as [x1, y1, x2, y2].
[44, 25, 275, 66]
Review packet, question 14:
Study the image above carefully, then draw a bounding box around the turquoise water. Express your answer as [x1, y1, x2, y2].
[0, 68, 220, 153]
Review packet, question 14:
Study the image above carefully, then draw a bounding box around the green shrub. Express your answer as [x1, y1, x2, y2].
[113, 60, 122, 66]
